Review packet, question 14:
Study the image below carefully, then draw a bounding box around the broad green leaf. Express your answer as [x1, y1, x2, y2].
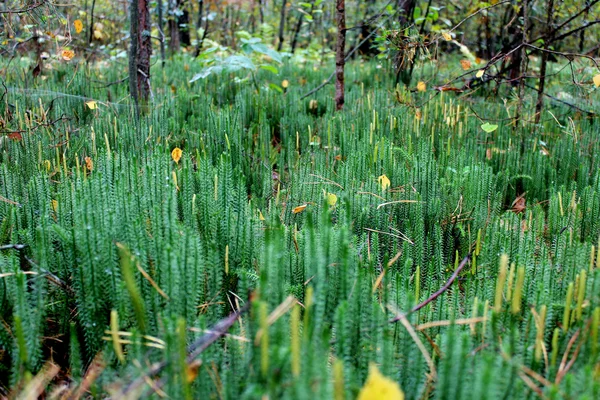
[413, 6, 421, 20]
[249, 43, 283, 64]
[260, 64, 279, 74]
[481, 122, 498, 133]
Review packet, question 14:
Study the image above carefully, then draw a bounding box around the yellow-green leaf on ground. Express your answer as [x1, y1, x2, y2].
[171, 147, 182, 164]
[327, 193, 338, 206]
[593, 74, 600, 87]
[85, 100, 97, 110]
[74, 19, 83, 34]
[357, 363, 404, 400]
[61, 50, 74, 61]
[417, 81, 426, 92]
[378, 174, 391, 191]
[481, 122, 498, 133]
[292, 204, 307, 214]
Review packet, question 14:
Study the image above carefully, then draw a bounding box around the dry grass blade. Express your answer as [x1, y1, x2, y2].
[116, 304, 249, 398]
[254, 296, 297, 344]
[517, 371, 546, 399]
[307, 174, 344, 189]
[135, 261, 169, 300]
[389, 307, 437, 381]
[67, 352, 105, 400]
[555, 327, 584, 385]
[0, 194, 21, 206]
[415, 316, 487, 331]
[15, 362, 60, 400]
[377, 199, 420, 209]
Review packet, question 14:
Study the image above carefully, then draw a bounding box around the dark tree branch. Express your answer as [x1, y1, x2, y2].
[0, 1, 46, 14]
[390, 254, 471, 323]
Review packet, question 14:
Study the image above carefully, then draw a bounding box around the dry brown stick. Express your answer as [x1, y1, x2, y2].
[390, 253, 471, 323]
[0, 1, 46, 14]
[118, 304, 250, 397]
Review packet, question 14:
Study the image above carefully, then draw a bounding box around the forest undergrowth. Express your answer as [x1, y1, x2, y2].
[0, 59, 599, 399]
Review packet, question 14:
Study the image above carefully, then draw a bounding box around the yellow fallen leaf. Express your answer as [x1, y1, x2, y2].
[378, 174, 390, 191]
[186, 360, 202, 383]
[415, 109, 422, 120]
[476, 69, 485, 78]
[282, 79, 289, 88]
[171, 147, 182, 164]
[84, 156, 93, 171]
[460, 59, 472, 70]
[51, 200, 58, 212]
[357, 363, 404, 400]
[292, 204, 307, 214]
[442, 32, 452, 41]
[258, 209, 266, 221]
[416, 81, 426, 92]
[93, 30, 103, 40]
[74, 19, 83, 34]
[593, 74, 600, 87]
[61, 50, 75, 61]
[327, 193, 338, 206]
[85, 100, 97, 110]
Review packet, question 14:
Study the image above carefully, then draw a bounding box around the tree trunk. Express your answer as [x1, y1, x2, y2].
[178, 1, 191, 47]
[194, 0, 207, 57]
[158, 0, 166, 67]
[397, 0, 416, 26]
[394, 0, 416, 86]
[258, 0, 264, 25]
[88, 0, 97, 45]
[277, 0, 287, 51]
[334, 0, 346, 111]
[515, 0, 528, 130]
[290, 0, 316, 54]
[168, 0, 180, 53]
[290, 15, 304, 54]
[129, 0, 152, 105]
[535, 0, 554, 123]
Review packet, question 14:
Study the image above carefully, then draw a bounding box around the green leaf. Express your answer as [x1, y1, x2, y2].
[249, 43, 283, 64]
[190, 55, 256, 83]
[268, 83, 283, 93]
[481, 122, 499, 133]
[413, 7, 421, 20]
[260, 64, 279, 74]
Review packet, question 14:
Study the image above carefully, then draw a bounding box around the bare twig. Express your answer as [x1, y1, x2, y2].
[390, 253, 471, 323]
[0, 1, 46, 14]
[118, 304, 250, 397]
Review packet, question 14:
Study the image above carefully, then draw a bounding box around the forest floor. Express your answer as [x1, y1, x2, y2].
[0, 58, 599, 398]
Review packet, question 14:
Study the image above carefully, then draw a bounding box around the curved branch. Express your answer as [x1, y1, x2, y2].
[0, 1, 46, 14]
